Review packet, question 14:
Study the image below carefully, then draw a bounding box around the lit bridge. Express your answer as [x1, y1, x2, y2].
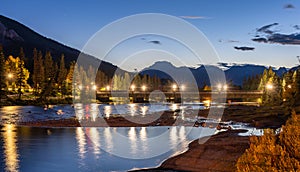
[96, 90, 263, 103]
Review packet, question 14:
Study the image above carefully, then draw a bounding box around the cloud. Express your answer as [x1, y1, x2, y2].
[179, 16, 209, 19]
[148, 40, 161, 45]
[267, 33, 300, 45]
[257, 23, 278, 33]
[253, 23, 300, 45]
[228, 40, 240, 43]
[294, 25, 300, 30]
[284, 4, 295, 9]
[252, 38, 268, 43]
[234, 46, 255, 51]
[218, 39, 239, 43]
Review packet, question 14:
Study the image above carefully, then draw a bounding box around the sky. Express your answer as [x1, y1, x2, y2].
[1, 0, 300, 71]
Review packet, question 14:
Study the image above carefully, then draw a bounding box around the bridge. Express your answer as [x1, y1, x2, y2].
[96, 90, 263, 103]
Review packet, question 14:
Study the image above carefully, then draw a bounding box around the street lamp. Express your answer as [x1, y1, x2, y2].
[141, 85, 147, 102]
[266, 83, 273, 90]
[217, 84, 222, 91]
[106, 85, 110, 91]
[223, 84, 228, 91]
[172, 84, 177, 91]
[92, 85, 97, 91]
[287, 84, 292, 89]
[130, 85, 135, 92]
[7, 73, 13, 91]
[142, 85, 146, 91]
[7, 73, 13, 79]
[181, 84, 185, 91]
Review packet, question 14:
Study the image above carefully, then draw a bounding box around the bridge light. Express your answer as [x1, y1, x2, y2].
[217, 84, 222, 91]
[181, 84, 185, 91]
[172, 84, 177, 91]
[130, 85, 135, 91]
[142, 85, 146, 91]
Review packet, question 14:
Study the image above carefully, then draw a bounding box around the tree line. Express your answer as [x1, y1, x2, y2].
[0, 46, 176, 102]
[242, 66, 300, 106]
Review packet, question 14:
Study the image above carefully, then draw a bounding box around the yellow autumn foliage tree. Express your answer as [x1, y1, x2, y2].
[237, 111, 300, 171]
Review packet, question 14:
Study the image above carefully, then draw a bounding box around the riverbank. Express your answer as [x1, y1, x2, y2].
[14, 104, 293, 128]
[134, 105, 299, 172]
[198, 104, 292, 129]
[135, 130, 250, 172]
[0, 96, 73, 107]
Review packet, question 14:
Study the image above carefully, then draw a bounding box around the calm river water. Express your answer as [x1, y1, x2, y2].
[0, 125, 216, 172]
[0, 104, 261, 171]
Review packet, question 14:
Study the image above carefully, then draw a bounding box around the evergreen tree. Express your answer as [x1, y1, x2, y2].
[242, 74, 261, 90]
[123, 72, 131, 90]
[95, 70, 109, 88]
[65, 61, 75, 95]
[282, 71, 294, 105]
[112, 74, 121, 90]
[133, 74, 142, 87]
[32, 48, 39, 95]
[37, 51, 44, 94]
[0, 45, 6, 101]
[293, 69, 300, 105]
[16, 48, 27, 100]
[258, 67, 282, 105]
[40, 51, 56, 100]
[57, 54, 67, 96]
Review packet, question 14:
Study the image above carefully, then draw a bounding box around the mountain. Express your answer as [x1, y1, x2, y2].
[225, 64, 266, 86]
[142, 61, 226, 87]
[0, 15, 120, 78]
[141, 61, 291, 87]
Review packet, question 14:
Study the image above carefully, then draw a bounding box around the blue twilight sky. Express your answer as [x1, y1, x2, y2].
[1, 0, 300, 71]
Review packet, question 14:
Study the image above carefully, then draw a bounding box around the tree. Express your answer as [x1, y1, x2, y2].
[65, 61, 75, 95]
[237, 111, 300, 171]
[32, 49, 44, 95]
[132, 74, 142, 87]
[16, 48, 27, 100]
[123, 72, 131, 90]
[0, 45, 6, 101]
[112, 74, 122, 90]
[258, 67, 282, 105]
[242, 74, 261, 90]
[95, 70, 109, 89]
[40, 51, 57, 100]
[293, 69, 300, 105]
[57, 54, 67, 97]
[37, 51, 44, 93]
[32, 48, 38, 94]
[282, 71, 294, 106]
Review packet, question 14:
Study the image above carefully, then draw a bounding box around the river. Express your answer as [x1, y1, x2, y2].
[0, 104, 262, 171]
